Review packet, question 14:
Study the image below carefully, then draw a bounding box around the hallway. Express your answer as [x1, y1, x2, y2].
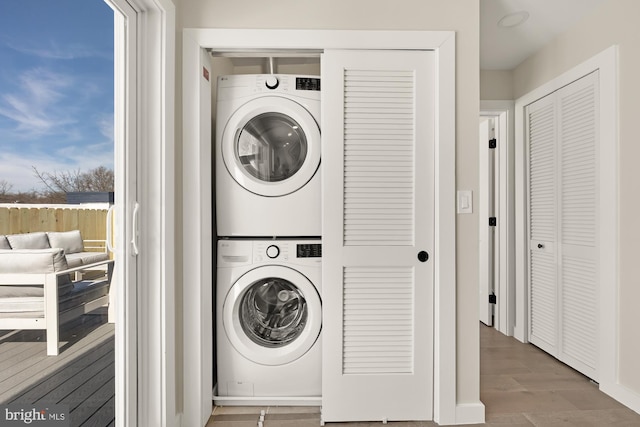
[208, 324, 640, 426]
[479, 324, 638, 425]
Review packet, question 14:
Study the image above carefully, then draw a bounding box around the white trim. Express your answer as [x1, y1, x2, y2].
[432, 32, 461, 426]
[456, 403, 486, 424]
[135, 0, 177, 423]
[104, 1, 138, 425]
[107, 0, 176, 425]
[515, 45, 622, 408]
[182, 32, 214, 427]
[480, 101, 516, 337]
[184, 28, 453, 51]
[600, 382, 640, 416]
[181, 29, 468, 426]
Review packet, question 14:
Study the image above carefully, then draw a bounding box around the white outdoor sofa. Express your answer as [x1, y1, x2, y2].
[0, 231, 114, 356]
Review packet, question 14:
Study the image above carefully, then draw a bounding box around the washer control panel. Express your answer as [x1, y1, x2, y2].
[253, 240, 322, 264]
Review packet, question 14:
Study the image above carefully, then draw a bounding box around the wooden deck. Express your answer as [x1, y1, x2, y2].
[0, 310, 114, 427]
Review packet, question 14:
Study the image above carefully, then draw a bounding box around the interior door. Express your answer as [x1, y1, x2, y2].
[479, 118, 493, 326]
[556, 72, 599, 380]
[526, 71, 599, 380]
[321, 49, 435, 422]
[526, 93, 559, 358]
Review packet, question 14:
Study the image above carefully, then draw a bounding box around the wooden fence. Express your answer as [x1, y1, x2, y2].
[0, 205, 109, 243]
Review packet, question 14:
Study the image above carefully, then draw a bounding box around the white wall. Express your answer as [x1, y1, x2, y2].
[176, 0, 481, 411]
[513, 0, 640, 398]
[480, 69, 513, 100]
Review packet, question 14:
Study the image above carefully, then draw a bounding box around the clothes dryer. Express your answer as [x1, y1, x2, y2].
[215, 238, 322, 405]
[215, 74, 321, 237]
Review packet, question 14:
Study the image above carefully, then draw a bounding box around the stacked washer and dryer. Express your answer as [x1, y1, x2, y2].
[214, 74, 323, 405]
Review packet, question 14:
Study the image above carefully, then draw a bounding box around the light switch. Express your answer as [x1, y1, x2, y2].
[457, 190, 473, 214]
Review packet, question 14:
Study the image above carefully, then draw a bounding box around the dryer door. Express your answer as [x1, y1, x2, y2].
[223, 265, 322, 366]
[222, 96, 321, 197]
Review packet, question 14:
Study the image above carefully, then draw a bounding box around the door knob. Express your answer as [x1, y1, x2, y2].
[537, 243, 544, 249]
[417, 251, 429, 262]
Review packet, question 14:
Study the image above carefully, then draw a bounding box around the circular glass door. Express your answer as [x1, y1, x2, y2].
[236, 112, 308, 183]
[239, 277, 308, 348]
[223, 266, 322, 366]
[222, 96, 321, 197]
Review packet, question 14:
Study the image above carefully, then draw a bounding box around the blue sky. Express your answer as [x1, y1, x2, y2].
[0, 0, 114, 192]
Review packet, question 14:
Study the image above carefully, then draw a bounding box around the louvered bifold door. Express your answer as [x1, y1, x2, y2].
[526, 94, 559, 358]
[526, 72, 600, 381]
[557, 71, 599, 381]
[321, 50, 435, 423]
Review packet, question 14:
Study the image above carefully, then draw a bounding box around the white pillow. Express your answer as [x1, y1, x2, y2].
[0, 248, 68, 274]
[0, 248, 73, 296]
[6, 232, 50, 250]
[47, 230, 84, 254]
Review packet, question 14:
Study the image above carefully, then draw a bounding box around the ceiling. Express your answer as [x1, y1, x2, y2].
[480, 0, 608, 70]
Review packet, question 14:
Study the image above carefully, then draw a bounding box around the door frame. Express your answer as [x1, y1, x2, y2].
[106, 0, 138, 424]
[181, 29, 473, 426]
[106, 0, 176, 425]
[515, 46, 623, 406]
[480, 101, 515, 336]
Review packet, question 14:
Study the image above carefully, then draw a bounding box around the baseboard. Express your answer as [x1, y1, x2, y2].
[455, 402, 485, 425]
[601, 382, 640, 415]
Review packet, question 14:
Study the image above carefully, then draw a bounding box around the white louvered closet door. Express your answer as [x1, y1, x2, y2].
[321, 50, 435, 423]
[526, 93, 559, 358]
[557, 72, 599, 380]
[526, 71, 599, 381]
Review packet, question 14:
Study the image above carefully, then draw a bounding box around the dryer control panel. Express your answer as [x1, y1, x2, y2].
[252, 240, 322, 265]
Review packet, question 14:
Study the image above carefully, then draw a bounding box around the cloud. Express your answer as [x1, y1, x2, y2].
[97, 113, 114, 141]
[0, 67, 77, 137]
[0, 152, 67, 192]
[5, 39, 112, 61]
[0, 69, 114, 193]
[0, 145, 114, 193]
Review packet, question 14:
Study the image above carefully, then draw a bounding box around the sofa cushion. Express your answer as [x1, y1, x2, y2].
[65, 252, 109, 267]
[0, 248, 73, 296]
[0, 235, 10, 249]
[0, 297, 44, 315]
[47, 230, 84, 254]
[0, 248, 67, 273]
[6, 232, 50, 250]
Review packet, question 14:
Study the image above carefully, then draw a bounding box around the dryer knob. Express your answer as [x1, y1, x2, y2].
[266, 245, 280, 259]
[265, 75, 279, 90]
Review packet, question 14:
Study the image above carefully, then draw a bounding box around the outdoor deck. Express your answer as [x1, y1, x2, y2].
[0, 310, 114, 426]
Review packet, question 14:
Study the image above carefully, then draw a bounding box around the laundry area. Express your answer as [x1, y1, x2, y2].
[203, 42, 446, 425]
[210, 53, 324, 407]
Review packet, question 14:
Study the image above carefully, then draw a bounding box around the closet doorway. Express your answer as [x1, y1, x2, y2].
[515, 46, 617, 390]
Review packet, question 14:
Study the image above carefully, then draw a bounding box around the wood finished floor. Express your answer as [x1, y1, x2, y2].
[0, 311, 115, 427]
[208, 324, 640, 426]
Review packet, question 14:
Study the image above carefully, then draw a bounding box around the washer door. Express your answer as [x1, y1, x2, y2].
[223, 265, 321, 366]
[222, 96, 321, 197]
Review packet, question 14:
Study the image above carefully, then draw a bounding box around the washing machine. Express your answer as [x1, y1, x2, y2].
[215, 74, 321, 237]
[215, 238, 322, 405]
